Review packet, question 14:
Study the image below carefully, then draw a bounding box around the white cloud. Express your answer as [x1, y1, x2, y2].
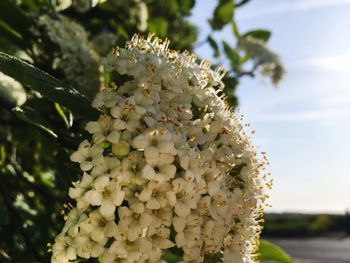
[319, 95, 350, 107]
[298, 53, 350, 73]
[238, 0, 350, 19]
[254, 108, 350, 123]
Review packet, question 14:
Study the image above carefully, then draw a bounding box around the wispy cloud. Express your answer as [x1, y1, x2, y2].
[255, 108, 350, 123]
[319, 95, 350, 107]
[238, 0, 350, 19]
[298, 53, 350, 73]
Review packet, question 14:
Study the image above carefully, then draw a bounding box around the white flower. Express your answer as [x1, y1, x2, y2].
[70, 140, 103, 171]
[79, 210, 117, 243]
[118, 206, 153, 242]
[53, 35, 268, 263]
[92, 90, 122, 109]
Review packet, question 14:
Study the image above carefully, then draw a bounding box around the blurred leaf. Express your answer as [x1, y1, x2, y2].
[207, 36, 220, 57]
[177, 0, 195, 15]
[148, 18, 168, 36]
[222, 40, 240, 72]
[0, 52, 100, 120]
[258, 240, 293, 263]
[231, 20, 240, 38]
[242, 29, 271, 42]
[0, 145, 6, 165]
[0, 21, 25, 48]
[0, 0, 32, 37]
[209, 0, 234, 30]
[12, 106, 58, 138]
[222, 76, 239, 107]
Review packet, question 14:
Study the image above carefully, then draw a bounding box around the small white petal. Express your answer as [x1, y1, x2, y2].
[173, 216, 186, 232]
[85, 121, 102, 134]
[113, 191, 125, 206]
[175, 203, 191, 217]
[100, 200, 116, 217]
[70, 151, 84, 163]
[80, 161, 93, 171]
[68, 187, 83, 199]
[84, 190, 102, 206]
[146, 198, 160, 210]
[91, 228, 105, 242]
[94, 175, 110, 192]
[113, 119, 127, 130]
[106, 130, 120, 144]
[139, 213, 153, 227]
[132, 134, 149, 149]
[110, 106, 122, 118]
[157, 140, 177, 154]
[208, 181, 220, 196]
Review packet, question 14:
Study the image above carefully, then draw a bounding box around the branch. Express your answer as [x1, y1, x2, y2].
[235, 0, 251, 8]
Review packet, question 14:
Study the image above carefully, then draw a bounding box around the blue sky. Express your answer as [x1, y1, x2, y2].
[191, 0, 350, 213]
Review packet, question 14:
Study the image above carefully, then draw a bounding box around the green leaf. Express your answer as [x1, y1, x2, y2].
[0, 52, 100, 120]
[231, 20, 240, 38]
[222, 76, 239, 107]
[222, 40, 240, 72]
[242, 29, 271, 42]
[54, 103, 72, 129]
[207, 36, 220, 57]
[12, 106, 58, 138]
[209, 0, 234, 30]
[0, 0, 32, 37]
[0, 21, 25, 48]
[178, 0, 195, 15]
[258, 240, 293, 263]
[148, 18, 169, 37]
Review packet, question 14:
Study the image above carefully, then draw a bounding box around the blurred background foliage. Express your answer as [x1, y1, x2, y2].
[0, 0, 284, 261]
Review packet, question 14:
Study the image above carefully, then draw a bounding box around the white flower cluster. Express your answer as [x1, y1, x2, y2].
[51, 35, 269, 263]
[37, 14, 102, 100]
[54, 0, 107, 12]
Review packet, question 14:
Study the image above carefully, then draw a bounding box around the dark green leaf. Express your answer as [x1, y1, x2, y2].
[12, 106, 58, 138]
[258, 240, 293, 263]
[222, 76, 239, 107]
[0, 0, 32, 37]
[222, 40, 240, 72]
[178, 0, 195, 15]
[0, 21, 25, 48]
[207, 36, 220, 57]
[0, 52, 100, 120]
[242, 29, 271, 42]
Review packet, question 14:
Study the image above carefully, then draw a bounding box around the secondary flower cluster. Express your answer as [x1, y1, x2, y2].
[36, 14, 102, 100]
[51, 35, 269, 263]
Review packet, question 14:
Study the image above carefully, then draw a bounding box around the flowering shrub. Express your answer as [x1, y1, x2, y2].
[51, 35, 269, 263]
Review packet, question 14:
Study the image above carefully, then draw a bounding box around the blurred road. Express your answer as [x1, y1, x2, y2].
[268, 237, 350, 263]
